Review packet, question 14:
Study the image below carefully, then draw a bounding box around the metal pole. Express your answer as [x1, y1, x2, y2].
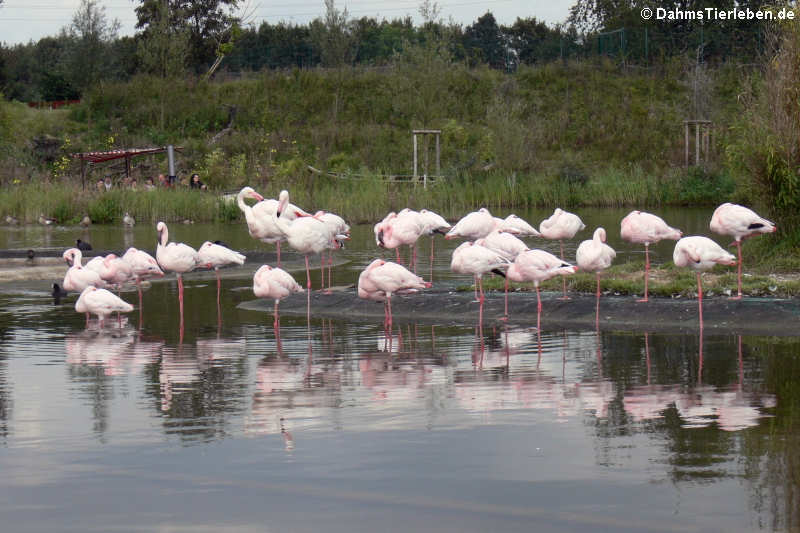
[167, 144, 176, 185]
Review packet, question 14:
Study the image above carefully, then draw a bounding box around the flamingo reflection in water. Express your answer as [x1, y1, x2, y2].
[66, 329, 164, 377]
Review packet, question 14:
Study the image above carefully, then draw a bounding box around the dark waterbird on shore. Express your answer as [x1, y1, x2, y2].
[76, 239, 92, 251]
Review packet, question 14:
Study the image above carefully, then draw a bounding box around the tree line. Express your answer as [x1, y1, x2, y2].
[0, 0, 773, 103]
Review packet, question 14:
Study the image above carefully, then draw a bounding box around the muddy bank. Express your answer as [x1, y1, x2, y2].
[238, 288, 800, 336]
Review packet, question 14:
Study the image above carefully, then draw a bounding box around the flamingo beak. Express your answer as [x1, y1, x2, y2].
[253, 193, 264, 201]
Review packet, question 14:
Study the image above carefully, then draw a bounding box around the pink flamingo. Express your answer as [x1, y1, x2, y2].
[271, 190, 331, 290]
[357, 259, 431, 332]
[709, 203, 776, 299]
[198, 240, 246, 293]
[506, 249, 578, 330]
[476, 231, 529, 318]
[122, 247, 164, 309]
[500, 214, 541, 237]
[252, 189, 310, 266]
[417, 209, 451, 279]
[313, 210, 350, 292]
[252, 265, 303, 341]
[97, 254, 134, 292]
[74, 286, 134, 328]
[620, 210, 682, 302]
[673, 236, 737, 331]
[576, 228, 617, 327]
[450, 241, 509, 325]
[376, 210, 425, 270]
[236, 186, 284, 265]
[539, 208, 585, 299]
[156, 221, 200, 321]
[446, 208, 497, 240]
[62, 248, 105, 293]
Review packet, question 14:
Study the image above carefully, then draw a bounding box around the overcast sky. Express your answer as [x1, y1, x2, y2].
[0, 0, 573, 46]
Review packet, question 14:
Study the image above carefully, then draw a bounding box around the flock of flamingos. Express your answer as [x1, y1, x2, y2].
[59, 186, 777, 333]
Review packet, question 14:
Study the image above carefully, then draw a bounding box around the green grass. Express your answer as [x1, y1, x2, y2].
[475, 263, 800, 298]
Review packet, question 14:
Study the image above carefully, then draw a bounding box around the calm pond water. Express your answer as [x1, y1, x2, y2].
[1, 207, 798, 532]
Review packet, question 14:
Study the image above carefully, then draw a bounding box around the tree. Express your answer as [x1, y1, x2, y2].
[63, 0, 120, 94]
[310, 0, 356, 67]
[135, 0, 240, 73]
[463, 12, 507, 69]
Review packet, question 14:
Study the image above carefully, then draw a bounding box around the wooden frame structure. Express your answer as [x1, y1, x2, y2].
[684, 120, 712, 167]
[412, 129, 441, 188]
[71, 146, 182, 190]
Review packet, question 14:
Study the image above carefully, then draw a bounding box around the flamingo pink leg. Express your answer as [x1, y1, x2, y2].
[304, 256, 312, 290]
[559, 240, 569, 300]
[430, 238, 435, 283]
[273, 300, 280, 329]
[177, 273, 185, 319]
[732, 240, 743, 300]
[411, 245, 417, 274]
[320, 255, 325, 292]
[276, 242, 282, 268]
[595, 272, 601, 330]
[395, 248, 402, 264]
[386, 295, 393, 332]
[637, 244, 650, 303]
[536, 284, 542, 331]
[328, 252, 334, 291]
[697, 271, 704, 332]
[503, 277, 509, 320]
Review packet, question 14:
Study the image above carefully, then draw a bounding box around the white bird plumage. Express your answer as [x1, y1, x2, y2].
[75, 285, 134, 327]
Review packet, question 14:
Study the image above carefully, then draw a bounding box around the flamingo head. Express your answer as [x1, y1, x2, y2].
[156, 221, 167, 244]
[62, 248, 76, 266]
[594, 228, 607, 243]
[276, 190, 290, 218]
[377, 229, 386, 247]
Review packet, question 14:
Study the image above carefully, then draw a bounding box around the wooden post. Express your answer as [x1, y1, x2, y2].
[695, 122, 700, 165]
[685, 122, 689, 168]
[435, 133, 441, 178]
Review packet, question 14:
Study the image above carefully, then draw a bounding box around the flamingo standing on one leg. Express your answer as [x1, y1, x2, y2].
[235, 186, 285, 266]
[620, 211, 682, 303]
[451, 241, 509, 325]
[271, 190, 331, 291]
[376, 210, 425, 270]
[314, 210, 350, 292]
[253, 265, 303, 348]
[155, 221, 200, 327]
[357, 259, 431, 333]
[75, 286, 134, 328]
[505, 249, 578, 331]
[576, 228, 617, 328]
[476, 230, 529, 319]
[417, 208, 451, 281]
[673, 235, 737, 331]
[709, 202, 776, 300]
[198, 240, 246, 298]
[539, 208, 585, 300]
[122, 247, 164, 309]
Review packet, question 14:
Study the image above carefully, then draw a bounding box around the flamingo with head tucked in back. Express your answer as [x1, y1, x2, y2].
[156, 221, 200, 321]
[253, 265, 303, 338]
[539, 208, 585, 300]
[709, 203, 776, 300]
[446, 208, 498, 241]
[75, 285, 134, 328]
[122, 247, 164, 311]
[357, 259, 431, 333]
[506, 249, 578, 330]
[620, 210, 682, 303]
[476, 230, 529, 319]
[576, 228, 616, 327]
[198, 240, 246, 317]
[673, 236, 737, 331]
